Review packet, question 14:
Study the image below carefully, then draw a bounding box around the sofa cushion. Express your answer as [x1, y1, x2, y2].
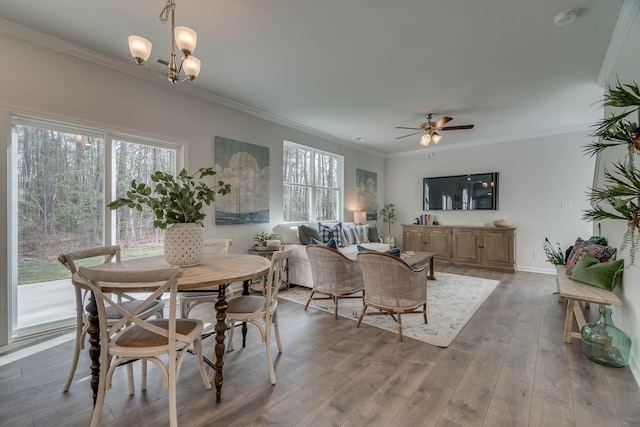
[368, 222, 380, 243]
[299, 224, 322, 245]
[565, 237, 617, 276]
[273, 223, 302, 244]
[309, 237, 338, 249]
[570, 254, 624, 291]
[357, 245, 401, 257]
[354, 224, 369, 243]
[319, 222, 344, 247]
[342, 223, 360, 245]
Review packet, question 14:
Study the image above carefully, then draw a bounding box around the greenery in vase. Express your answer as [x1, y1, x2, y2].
[108, 167, 231, 229]
[254, 231, 271, 245]
[380, 203, 397, 237]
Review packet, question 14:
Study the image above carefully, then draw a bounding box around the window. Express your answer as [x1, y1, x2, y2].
[9, 115, 182, 338]
[283, 141, 343, 222]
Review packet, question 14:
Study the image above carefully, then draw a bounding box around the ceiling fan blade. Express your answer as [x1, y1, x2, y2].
[434, 116, 453, 128]
[395, 131, 422, 140]
[394, 126, 421, 130]
[441, 124, 475, 130]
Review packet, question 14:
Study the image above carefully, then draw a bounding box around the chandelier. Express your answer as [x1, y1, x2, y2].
[128, 0, 201, 84]
[420, 131, 442, 146]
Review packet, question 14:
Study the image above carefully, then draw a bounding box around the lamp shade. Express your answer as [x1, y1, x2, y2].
[354, 211, 367, 224]
[420, 133, 431, 146]
[128, 35, 152, 63]
[182, 56, 201, 79]
[431, 132, 442, 144]
[175, 26, 197, 55]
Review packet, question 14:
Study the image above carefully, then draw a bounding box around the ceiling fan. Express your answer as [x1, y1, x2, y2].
[395, 113, 475, 146]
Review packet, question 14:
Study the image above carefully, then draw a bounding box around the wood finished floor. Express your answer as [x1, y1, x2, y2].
[1, 266, 639, 427]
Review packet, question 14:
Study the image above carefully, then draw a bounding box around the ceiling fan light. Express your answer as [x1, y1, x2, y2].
[175, 26, 197, 55]
[432, 133, 442, 144]
[128, 35, 152, 63]
[420, 134, 431, 146]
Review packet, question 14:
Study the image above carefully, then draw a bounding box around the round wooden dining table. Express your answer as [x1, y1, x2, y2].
[72, 253, 271, 405]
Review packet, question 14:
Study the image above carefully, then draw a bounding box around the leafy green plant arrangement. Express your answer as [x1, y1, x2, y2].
[108, 167, 231, 229]
[380, 203, 397, 237]
[584, 81, 640, 160]
[583, 161, 640, 265]
[254, 231, 271, 245]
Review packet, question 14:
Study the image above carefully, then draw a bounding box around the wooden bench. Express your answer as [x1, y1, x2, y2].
[556, 265, 622, 343]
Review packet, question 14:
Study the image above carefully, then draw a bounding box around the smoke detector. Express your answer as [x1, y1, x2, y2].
[554, 10, 578, 26]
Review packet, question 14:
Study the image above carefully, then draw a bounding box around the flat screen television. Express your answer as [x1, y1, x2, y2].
[423, 172, 499, 211]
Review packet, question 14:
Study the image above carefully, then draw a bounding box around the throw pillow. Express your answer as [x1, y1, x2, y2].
[318, 222, 344, 247]
[565, 238, 617, 276]
[571, 254, 624, 291]
[354, 223, 370, 243]
[357, 245, 401, 257]
[298, 224, 322, 245]
[342, 223, 360, 245]
[368, 222, 380, 243]
[309, 237, 337, 249]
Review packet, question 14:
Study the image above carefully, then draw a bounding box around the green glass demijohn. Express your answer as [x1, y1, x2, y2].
[580, 306, 631, 368]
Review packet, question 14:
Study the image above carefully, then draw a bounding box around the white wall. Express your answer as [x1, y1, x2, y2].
[0, 33, 384, 344]
[591, 11, 640, 383]
[385, 132, 595, 273]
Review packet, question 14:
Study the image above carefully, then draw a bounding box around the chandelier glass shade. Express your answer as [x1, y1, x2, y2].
[128, 0, 201, 84]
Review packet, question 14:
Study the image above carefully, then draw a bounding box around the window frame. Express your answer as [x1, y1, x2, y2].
[282, 140, 343, 223]
[7, 113, 185, 340]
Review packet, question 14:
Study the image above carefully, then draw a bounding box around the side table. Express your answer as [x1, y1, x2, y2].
[247, 247, 289, 293]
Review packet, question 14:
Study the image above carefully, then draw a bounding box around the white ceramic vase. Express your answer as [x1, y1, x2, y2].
[164, 223, 204, 267]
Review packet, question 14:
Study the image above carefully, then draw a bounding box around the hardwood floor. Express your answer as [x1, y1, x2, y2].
[1, 266, 639, 426]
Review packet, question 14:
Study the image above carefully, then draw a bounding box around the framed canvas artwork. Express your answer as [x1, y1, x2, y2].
[356, 169, 377, 220]
[214, 136, 270, 224]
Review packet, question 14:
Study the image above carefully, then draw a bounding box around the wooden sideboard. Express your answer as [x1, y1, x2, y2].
[401, 224, 516, 273]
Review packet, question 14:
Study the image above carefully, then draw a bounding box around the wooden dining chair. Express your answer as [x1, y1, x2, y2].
[225, 246, 292, 384]
[356, 251, 428, 342]
[305, 245, 364, 319]
[178, 238, 233, 318]
[58, 245, 164, 393]
[77, 265, 211, 427]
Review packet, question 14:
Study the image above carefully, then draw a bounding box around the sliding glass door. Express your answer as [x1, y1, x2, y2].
[9, 115, 180, 339]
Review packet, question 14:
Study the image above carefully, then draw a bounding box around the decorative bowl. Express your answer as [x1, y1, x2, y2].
[493, 219, 513, 228]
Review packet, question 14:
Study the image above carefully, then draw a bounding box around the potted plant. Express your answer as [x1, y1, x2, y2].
[583, 81, 640, 265]
[380, 203, 397, 247]
[108, 167, 231, 266]
[254, 231, 271, 246]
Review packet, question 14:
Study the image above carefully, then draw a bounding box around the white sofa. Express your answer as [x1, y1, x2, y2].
[272, 221, 390, 288]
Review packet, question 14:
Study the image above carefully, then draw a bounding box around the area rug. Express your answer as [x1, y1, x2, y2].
[279, 273, 500, 347]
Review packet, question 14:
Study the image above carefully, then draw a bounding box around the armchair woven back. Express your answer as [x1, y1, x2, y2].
[306, 245, 364, 294]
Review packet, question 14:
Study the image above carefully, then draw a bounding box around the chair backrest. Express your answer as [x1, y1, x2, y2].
[58, 245, 121, 274]
[78, 266, 184, 347]
[356, 252, 427, 310]
[204, 239, 232, 254]
[264, 246, 293, 311]
[306, 245, 363, 293]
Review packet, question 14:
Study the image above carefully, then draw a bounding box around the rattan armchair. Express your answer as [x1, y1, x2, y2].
[305, 245, 364, 319]
[356, 252, 428, 341]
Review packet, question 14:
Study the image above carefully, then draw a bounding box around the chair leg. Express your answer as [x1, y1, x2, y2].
[356, 304, 368, 327]
[127, 364, 135, 395]
[273, 311, 283, 353]
[90, 351, 110, 427]
[265, 317, 276, 385]
[141, 359, 147, 390]
[63, 324, 85, 392]
[180, 301, 189, 319]
[397, 314, 403, 342]
[194, 338, 212, 390]
[168, 354, 178, 427]
[304, 291, 316, 311]
[227, 322, 235, 352]
[334, 296, 339, 319]
[423, 303, 428, 324]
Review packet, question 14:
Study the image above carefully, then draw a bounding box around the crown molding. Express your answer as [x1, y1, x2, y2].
[387, 123, 593, 158]
[596, 0, 640, 87]
[0, 18, 386, 159]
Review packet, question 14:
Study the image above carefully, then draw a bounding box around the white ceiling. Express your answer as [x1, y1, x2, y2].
[0, 0, 634, 155]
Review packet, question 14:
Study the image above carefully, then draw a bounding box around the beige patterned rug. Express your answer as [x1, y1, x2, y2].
[278, 272, 500, 347]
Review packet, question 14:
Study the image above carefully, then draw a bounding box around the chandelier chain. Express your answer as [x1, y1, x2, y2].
[159, 0, 176, 24]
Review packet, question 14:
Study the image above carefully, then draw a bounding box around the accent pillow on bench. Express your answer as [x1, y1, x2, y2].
[570, 254, 624, 291]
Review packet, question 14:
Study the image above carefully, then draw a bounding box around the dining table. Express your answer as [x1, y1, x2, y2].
[72, 253, 271, 405]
